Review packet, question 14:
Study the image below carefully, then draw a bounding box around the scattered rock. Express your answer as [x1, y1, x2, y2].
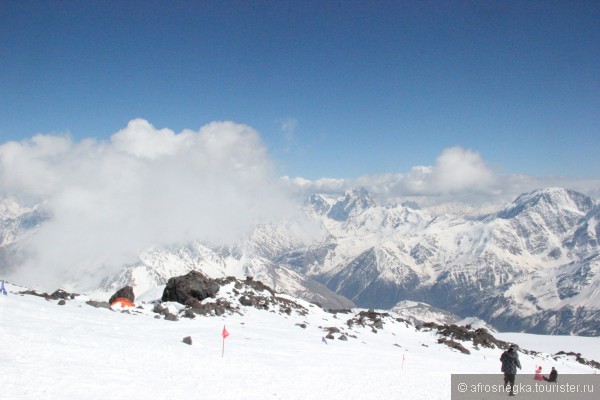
[326, 309, 352, 315]
[20, 289, 79, 301]
[438, 338, 470, 354]
[555, 351, 600, 370]
[239, 296, 253, 306]
[296, 323, 307, 329]
[338, 335, 348, 341]
[18, 289, 41, 298]
[395, 317, 412, 326]
[243, 276, 275, 296]
[189, 301, 229, 316]
[57, 299, 66, 306]
[164, 313, 179, 321]
[347, 309, 389, 330]
[418, 322, 507, 349]
[86, 300, 111, 310]
[49, 289, 74, 300]
[182, 336, 192, 345]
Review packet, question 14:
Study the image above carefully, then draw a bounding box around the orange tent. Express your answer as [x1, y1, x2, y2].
[111, 297, 135, 308]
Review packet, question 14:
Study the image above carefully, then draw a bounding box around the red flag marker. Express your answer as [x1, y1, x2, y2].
[221, 325, 229, 357]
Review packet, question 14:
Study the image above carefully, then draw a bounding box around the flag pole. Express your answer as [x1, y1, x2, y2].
[221, 325, 229, 358]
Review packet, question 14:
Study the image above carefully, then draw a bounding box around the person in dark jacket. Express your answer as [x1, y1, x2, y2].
[544, 367, 558, 383]
[500, 347, 522, 396]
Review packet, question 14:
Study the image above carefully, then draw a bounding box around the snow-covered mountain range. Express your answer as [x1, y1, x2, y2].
[281, 187, 599, 335]
[1, 187, 598, 335]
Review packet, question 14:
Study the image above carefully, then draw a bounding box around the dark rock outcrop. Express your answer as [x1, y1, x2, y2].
[162, 270, 220, 305]
[109, 286, 135, 304]
[156, 272, 309, 319]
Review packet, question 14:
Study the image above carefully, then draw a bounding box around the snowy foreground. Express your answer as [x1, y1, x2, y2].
[1, 282, 598, 400]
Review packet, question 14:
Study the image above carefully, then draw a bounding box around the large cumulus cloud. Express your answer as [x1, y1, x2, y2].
[0, 119, 307, 291]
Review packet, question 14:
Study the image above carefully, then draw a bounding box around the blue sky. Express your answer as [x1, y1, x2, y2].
[0, 0, 598, 180]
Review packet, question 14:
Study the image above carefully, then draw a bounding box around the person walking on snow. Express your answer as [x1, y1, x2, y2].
[500, 346, 522, 396]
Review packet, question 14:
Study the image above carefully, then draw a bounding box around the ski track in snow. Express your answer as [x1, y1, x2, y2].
[0, 282, 597, 400]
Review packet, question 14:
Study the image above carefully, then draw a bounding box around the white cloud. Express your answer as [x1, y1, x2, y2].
[285, 147, 497, 198]
[2, 124, 598, 292]
[0, 119, 307, 291]
[429, 147, 495, 193]
[111, 118, 193, 159]
[285, 146, 600, 207]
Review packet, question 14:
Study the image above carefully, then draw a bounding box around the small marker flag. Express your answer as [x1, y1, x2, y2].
[221, 325, 229, 358]
[1, 280, 6, 295]
[322, 336, 327, 344]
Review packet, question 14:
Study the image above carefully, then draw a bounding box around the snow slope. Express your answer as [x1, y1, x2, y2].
[495, 332, 600, 362]
[1, 281, 597, 400]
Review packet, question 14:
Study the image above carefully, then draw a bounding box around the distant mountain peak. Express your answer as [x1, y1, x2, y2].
[497, 187, 594, 220]
[327, 188, 376, 221]
[0, 197, 31, 219]
[306, 194, 332, 215]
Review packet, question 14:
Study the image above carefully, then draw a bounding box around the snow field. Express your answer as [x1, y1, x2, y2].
[0, 283, 596, 400]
